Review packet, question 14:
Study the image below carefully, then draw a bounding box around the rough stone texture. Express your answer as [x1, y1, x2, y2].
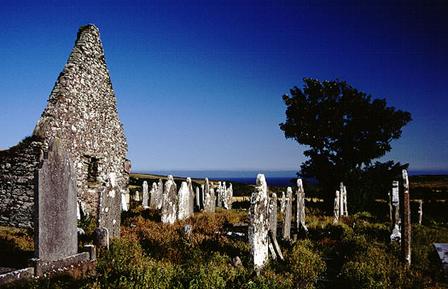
[0, 267, 34, 286]
[195, 186, 201, 210]
[283, 187, 292, 240]
[0, 136, 43, 228]
[161, 176, 177, 224]
[93, 227, 109, 249]
[217, 182, 222, 208]
[97, 172, 121, 237]
[296, 179, 308, 232]
[0, 25, 129, 237]
[248, 174, 270, 272]
[280, 191, 286, 214]
[224, 183, 233, 209]
[417, 199, 423, 225]
[433, 243, 448, 277]
[142, 181, 149, 208]
[156, 179, 164, 210]
[201, 184, 205, 208]
[149, 182, 158, 209]
[401, 169, 411, 266]
[177, 182, 190, 220]
[333, 190, 340, 223]
[121, 192, 128, 211]
[269, 193, 278, 240]
[35, 139, 77, 261]
[390, 180, 401, 241]
[187, 178, 194, 216]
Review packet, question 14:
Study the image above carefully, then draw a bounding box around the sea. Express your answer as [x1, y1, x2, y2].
[133, 169, 448, 187]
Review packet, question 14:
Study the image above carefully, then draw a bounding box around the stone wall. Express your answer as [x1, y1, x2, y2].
[0, 136, 43, 228]
[0, 25, 129, 237]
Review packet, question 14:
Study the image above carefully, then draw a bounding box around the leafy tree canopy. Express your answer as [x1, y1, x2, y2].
[280, 78, 412, 210]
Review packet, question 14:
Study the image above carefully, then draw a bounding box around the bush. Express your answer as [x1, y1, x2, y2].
[287, 239, 326, 289]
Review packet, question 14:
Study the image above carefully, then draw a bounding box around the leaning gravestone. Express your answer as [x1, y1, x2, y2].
[249, 174, 270, 273]
[296, 179, 308, 233]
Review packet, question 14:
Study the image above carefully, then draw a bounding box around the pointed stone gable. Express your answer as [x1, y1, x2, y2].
[33, 25, 129, 237]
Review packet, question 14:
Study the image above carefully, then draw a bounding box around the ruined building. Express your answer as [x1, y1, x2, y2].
[0, 25, 129, 237]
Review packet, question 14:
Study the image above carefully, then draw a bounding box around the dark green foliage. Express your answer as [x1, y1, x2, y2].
[280, 78, 412, 211]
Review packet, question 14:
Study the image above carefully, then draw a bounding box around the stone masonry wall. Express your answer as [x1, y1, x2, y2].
[0, 136, 43, 228]
[32, 25, 129, 237]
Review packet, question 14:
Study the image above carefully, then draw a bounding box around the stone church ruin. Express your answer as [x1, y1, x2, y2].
[0, 24, 129, 238]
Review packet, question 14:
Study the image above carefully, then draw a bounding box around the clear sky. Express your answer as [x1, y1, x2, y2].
[0, 0, 447, 172]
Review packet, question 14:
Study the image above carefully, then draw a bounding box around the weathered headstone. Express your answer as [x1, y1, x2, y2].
[249, 174, 270, 273]
[121, 192, 128, 211]
[35, 139, 77, 261]
[224, 183, 233, 209]
[97, 172, 122, 237]
[134, 190, 140, 202]
[201, 184, 205, 209]
[178, 182, 191, 220]
[187, 177, 194, 216]
[296, 179, 308, 233]
[149, 182, 158, 209]
[401, 169, 411, 266]
[156, 179, 164, 210]
[195, 186, 201, 210]
[283, 187, 292, 240]
[417, 200, 423, 225]
[142, 181, 149, 208]
[268, 193, 283, 260]
[280, 191, 286, 214]
[93, 227, 109, 250]
[333, 190, 340, 223]
[217, 181, 223, 208]
[343, 185, 348, 216]
[390, 180, 401, 242]
[161, 175, 178, 224]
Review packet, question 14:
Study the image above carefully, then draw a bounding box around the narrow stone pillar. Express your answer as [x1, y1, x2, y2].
[401, 169, 411, 266]
[161, 175, 178, 224]
[142, 181, 149, 208]
[343, 185, 348, 216]
[280, 191, 286, 214]
[187, 178, 194, 216]
[201, 184, 205, 209]
[156, 179, 164, 210]
[390, 180, 401, 242]
[217, 181, 222, 208]
[224, 183, 233, 209]
[417, 200, 423, 225]
[339, 182, 345, 217]
[149, 182, 158, 209]
[121, 192, 128, 212]
[333, 190, 340, 223]
[134, 191, 140, 202]
[249, 174, 270, 273]
[283, 187, 292, 240]
[178, 182, 190, 220]
[195, 186, 201, 210]
[296, 179, 308, 233]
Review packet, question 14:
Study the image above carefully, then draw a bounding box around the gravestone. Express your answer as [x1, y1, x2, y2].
[401, 169, 411, 266]
[35, 139, 77, 261]
[161, 175, 178, 224]
[283, 187, 293, 240]
[249, 174, 270, 272]
[149, 182, 158, 209]
[201, 184, 205, 209]
[178, 182, 190, 220]
[121, 192, 128, 211]
[195, 186, 201, 210]
[417, 200, 423, 225]
[217, 181, 222, 208]
[333, 190, 340, 223]
[280, 191, 286, 214]
[187, 178, 194, 216]
[224, 183, 233, 209]
[142, 181, 149, 208]
[296, 179, 308, 233]
[156, 179, 164, 210]
[390, 180, 401, 242]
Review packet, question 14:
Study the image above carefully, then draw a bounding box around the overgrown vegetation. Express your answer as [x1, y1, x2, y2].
[2, 207, 448, 288]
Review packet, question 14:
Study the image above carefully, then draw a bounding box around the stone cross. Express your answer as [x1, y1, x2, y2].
[161, 175, 178, 224]
[35, 139, 78, 261]
[401, 169, 411, 266]
[283, 187, 292, 240]
[177, 181, 191, 220]
[187, 177, 194, 216]
[149, 182, 158, 209]
[296, 179, 308, 233]
[142, 181, 149, 208]
[249, 174, 270, 273]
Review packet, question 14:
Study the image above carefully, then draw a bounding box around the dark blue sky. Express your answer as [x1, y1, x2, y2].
[0, 0, 447, 171]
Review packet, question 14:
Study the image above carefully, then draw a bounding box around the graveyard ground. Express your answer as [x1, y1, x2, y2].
[0, 175, 447, 289]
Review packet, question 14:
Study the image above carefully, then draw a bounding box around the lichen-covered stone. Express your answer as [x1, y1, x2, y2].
[177, 182, 190, 220]
[283, 187, 292, 240]
[161, 176, 177, 224]
[249, 174, 270, 272]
